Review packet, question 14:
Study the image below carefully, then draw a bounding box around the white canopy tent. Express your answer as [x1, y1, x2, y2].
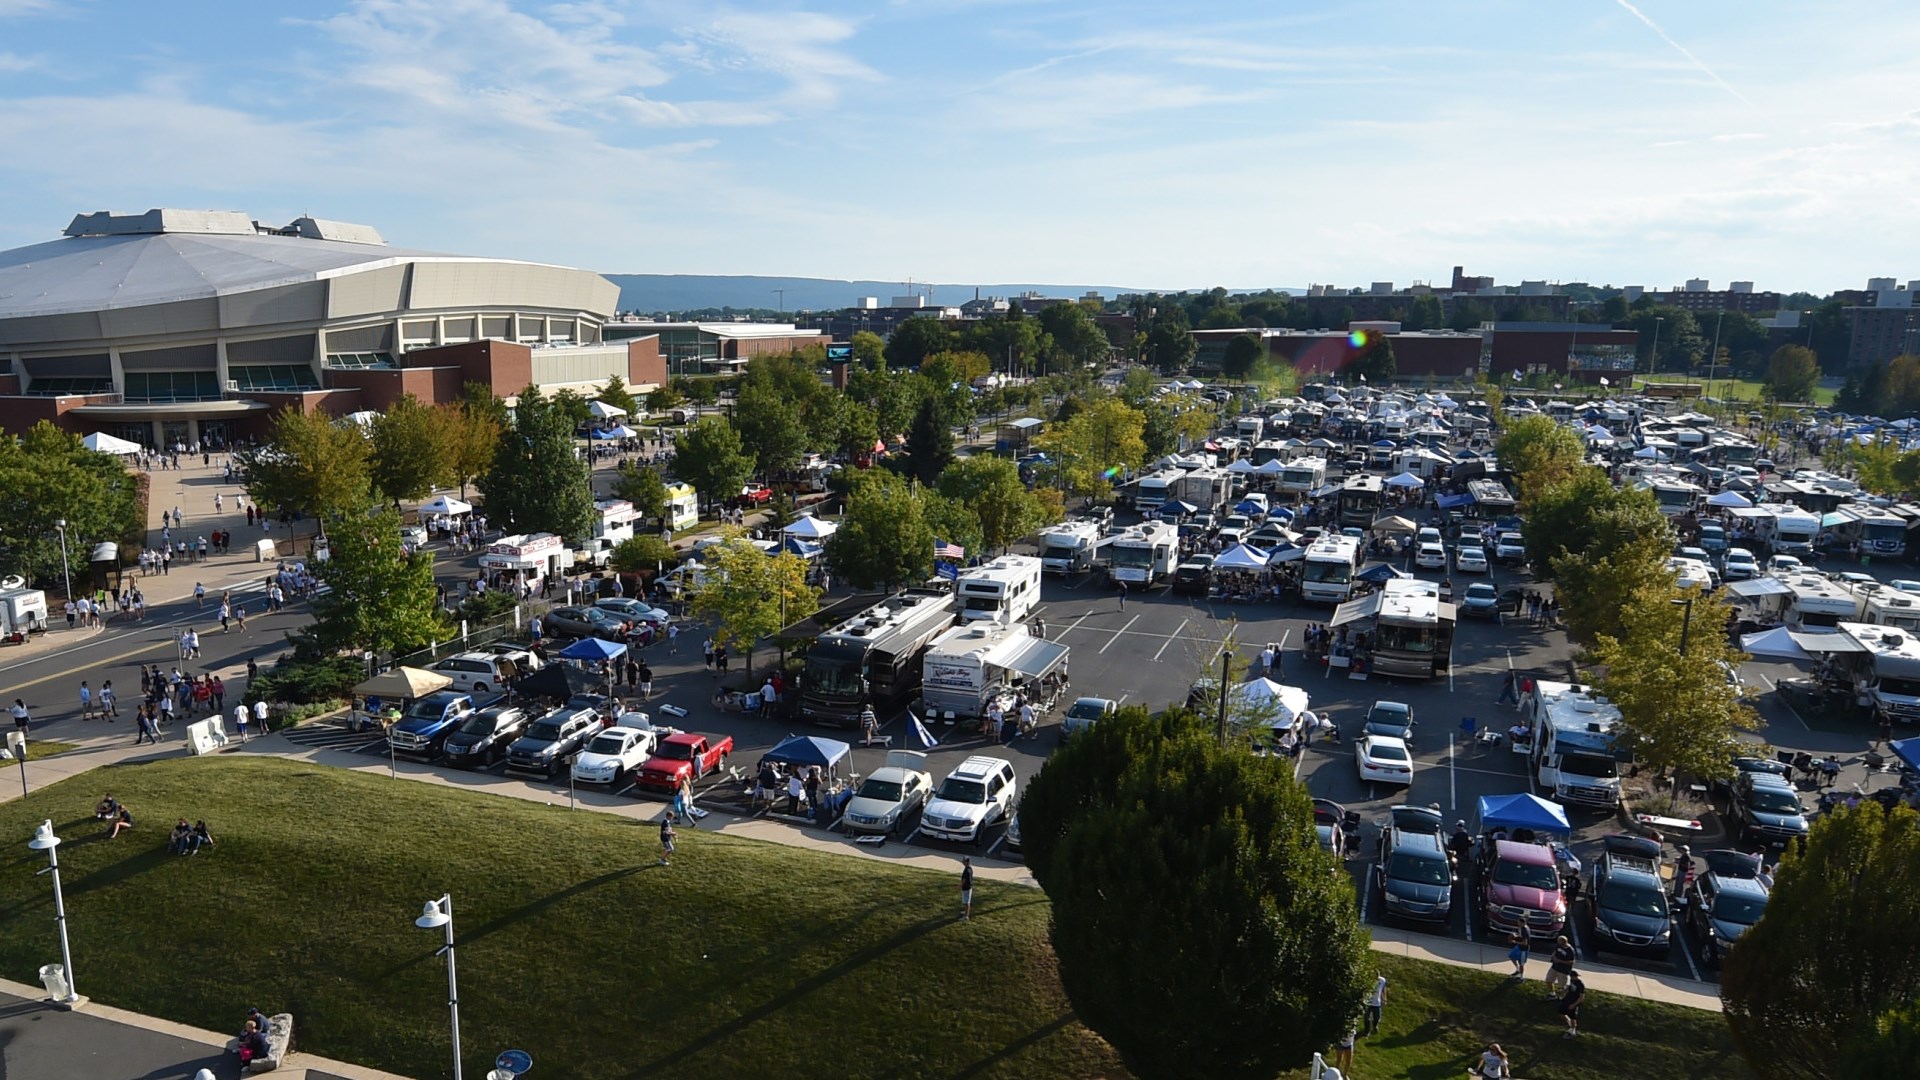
[1383, 471, 1425, 489]
[1705, 490, 1753, 508]
[587, 400, 628, 418]
[1233, 679, 1312, 729]
[1226, 458, 1258, 474]
[1212, 543, 1274, 573]
[419, 494, 473, 517]
[782, 514, 839, 540]
[82, 431, 142, 455]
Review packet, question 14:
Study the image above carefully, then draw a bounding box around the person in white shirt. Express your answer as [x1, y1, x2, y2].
[1018, 699, 1037, 738]
[234, 702, 250, 741]
[254, 698, 269, 733]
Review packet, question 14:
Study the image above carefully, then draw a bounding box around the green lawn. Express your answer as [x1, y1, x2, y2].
[0, 757, 1118, 1080]
[1639, 375, 1836, 406]
[17, 739, 80, 760]
[0, 757, 1752, 1080]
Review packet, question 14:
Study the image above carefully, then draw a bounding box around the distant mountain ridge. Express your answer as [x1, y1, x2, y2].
[602, 273, 1161, 314]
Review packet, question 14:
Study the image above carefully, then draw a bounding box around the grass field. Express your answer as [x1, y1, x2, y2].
[0, 757, 1754, 1079]
[17, 739, 80, 760]
[1638, 374, 1837, 406]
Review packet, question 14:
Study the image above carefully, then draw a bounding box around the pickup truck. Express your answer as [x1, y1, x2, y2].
[634, 732, 734, 794]
[386, 691, 492, 759]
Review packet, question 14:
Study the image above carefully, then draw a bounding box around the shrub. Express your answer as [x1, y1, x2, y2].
[244, 654, 364, 705]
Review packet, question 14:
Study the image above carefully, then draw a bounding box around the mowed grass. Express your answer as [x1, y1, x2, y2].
[1639, 375, 1836, 406]
[0, 757, 1121, 1080]
[1280, 954, 1752, 1080]
[16, 739, 81, 760]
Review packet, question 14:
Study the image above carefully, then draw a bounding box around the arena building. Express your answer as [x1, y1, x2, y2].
[0, 209, 663, 448]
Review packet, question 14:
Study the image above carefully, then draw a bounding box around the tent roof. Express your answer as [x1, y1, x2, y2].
[761, 734, 851, 769]
[419, 494, 473, 516]
[515, 663, 605, 700]
[1212, 543, 1272, 571]
[1476, 792, 1571, 835]
[557, 636, 628, 661]
[782, 514, 839, 539]
[354, 666, 452, 699]
[82, 431, 142, 454]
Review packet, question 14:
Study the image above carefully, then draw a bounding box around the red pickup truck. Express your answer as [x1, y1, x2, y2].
[635, 732, 734, 794]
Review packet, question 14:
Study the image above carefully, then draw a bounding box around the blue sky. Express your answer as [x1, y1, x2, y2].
[2, 0, 1916, 294]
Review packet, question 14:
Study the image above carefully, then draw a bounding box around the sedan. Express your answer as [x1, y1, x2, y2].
[1460, 582, 1500, 618]
[543, 605, 631, 642]
[1355, 734, 1414, 785]
[1454, 546, 1490, 574]
[1414, 542, 1448, 570]
[1363, 700, 1415, 743]
[594, 598, 672, 625]
[842, 750, 934, 836]
[571, 726, 658, 786]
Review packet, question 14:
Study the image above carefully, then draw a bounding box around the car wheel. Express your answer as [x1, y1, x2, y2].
[474, 682, 488, 694]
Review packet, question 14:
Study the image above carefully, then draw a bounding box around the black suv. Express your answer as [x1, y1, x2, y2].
[441, 705, 531, 769]
[505, 706, 601, 777]
[1729, 772, 1808, 849]
[1586, 834, 1673, 959]
[1374, 805, 1454, 924]
[1685, 849, 1770, 968]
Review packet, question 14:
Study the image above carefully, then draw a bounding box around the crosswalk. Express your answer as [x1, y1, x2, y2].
[279, 722, 384, 754]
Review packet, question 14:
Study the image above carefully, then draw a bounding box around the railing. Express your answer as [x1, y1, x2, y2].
[390, 607, 534, 671]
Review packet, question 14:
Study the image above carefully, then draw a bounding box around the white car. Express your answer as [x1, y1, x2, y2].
[842, 750, 933, 836]
[1416, 527, 1442, 548]
[1766, 554, 1804, 576]
[1455, 546, 1490, 574]
[921, 755, 1018, 844]
[1415, 542, 1448, 570]
[570, 724, 659, 786]
[1723, 548, 1759, 581]
[1355, 734, 1414, 785]
[1892, 580, 1920, 594]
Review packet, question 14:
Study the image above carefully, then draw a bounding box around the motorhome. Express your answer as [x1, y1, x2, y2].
[920, 621, 1071, 720]
[799, 589, 956, 727]
[1235, 415, 1265, 443]
[1337, 474, 1384, 528]
[1328, 577, 1455, 679]
[1107, 521, 1180, 588]
[1836, 622, 1920, 722]
[1176, 467, 1233, 512]
[662, 483, 699, 532]
[1780, 572, 1863, 629]
[1666, 557, 1715, 592]
[1857, 583, 1920, 632]
[953, 555, 1043, 625]
[1300, 534, 1365, 604]
[1465, 479, 1518, 520]
[1251, 439, 1289, 466]
[1756, 503, 1820, 556]
[1528, 680, 1624, 811]
[1829, 503, 1907, 558]
[1131, 469, 1183, 513]
[1279, 457, 1328, 494]
[1036, 520, 1103, 575]
[1645, 478, 1706, 520]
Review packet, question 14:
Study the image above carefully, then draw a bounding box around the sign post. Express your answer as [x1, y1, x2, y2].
[7, 730, 25, 798]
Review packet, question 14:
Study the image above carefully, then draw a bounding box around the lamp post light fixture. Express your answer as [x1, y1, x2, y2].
[1672, 595, 1696, 655]
[416, 895, 463, 1080]
[28, 820, 79, 1005]
[52, 520, 72, 602]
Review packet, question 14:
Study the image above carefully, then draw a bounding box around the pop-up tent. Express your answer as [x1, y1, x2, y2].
[516, 663, 605, 701]
[82, 431, 143, 455]
[761, 734, 851, 772]
[419, 494, 473, 517]
[354, 667, 452, 700]
[783, 514, 839, 540]
[1212, 543, 1273, 572]
[558, 637, 628, 663]
[1357, 562, 1411, 583]
[1891, 736, 1920, 775]
[1476, 792, 1571, 836]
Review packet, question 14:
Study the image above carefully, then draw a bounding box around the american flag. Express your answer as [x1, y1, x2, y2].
[934, 539, 965, 560]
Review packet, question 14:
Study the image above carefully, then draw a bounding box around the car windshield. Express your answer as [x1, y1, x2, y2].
[1560, 754, 1618, 779]
[858, 778, 904, 802]
[937, 777, 987, 804]
[525, 721, 563, 741]
[1492, 858, 1560, 891]
[1712, 893, 1768, 925]
[587, 734, 630, 754]
[1467, 585, 1496, 600]
[406, 700, 449, 720]
[805, 659, 864, 696]
[1600, 881, 1668, 917]
[1388, 852, 1451, 885]
[1304, 560, 1353, 584]
[1068, 702, 1107, 719]
[459, 712, 504, 735]
[659, 742, 695, 760]
[1367, 741, 1409, 762]
[1880, 677, 1920, 698]
[1747, 787, 1801, 814]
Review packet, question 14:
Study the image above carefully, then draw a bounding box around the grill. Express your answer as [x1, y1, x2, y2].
[1609, 930, 1653, 947]
[390, 732, 429, 750]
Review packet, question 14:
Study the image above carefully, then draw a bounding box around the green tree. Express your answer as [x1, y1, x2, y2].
[687, 533, 820, 674]
[369, 394, 451, 504]
[646, 383, 685, 414]
[1036, 397, 1148, 501]
[0, 425, 141, 594]
[883, 316, 954, 369]
[1403, 294, 1445, 331]
[825, 470, 936, 588]
[1723, 804, 1920, 1080]
[734, 382, 809, 475]
[1496, 413, 1588, 509]
[1523, 469, 1672, 579]
[548, 387, 593, 430]
[900, 396, 955, 486]
[1763, 344, 1821, 403]
[850, 329, 887, 370]
[1345, 330, 1396, 383]
[1840, 999, 1920, 1078]
[594, 373, 638, 416]
[610, 460, 670, 521]
[1024, 706, 1373, 1078]
[609, 534, 677, 577]
[442, 399, 501, 499]
[241, 407, 373, 535]
[1220, 333, 1264, 379]
[477, 386, 595, 541]
[673, 416, 754, 511]
[303, 503, 453, 656]
[1142, 303, 1197, 374]
[1037, 301, 1111, 370]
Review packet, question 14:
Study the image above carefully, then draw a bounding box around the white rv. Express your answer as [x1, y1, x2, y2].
[1279, 457, 1327, 494]
[1107, 521, 1179, 588]
[920, 621, 1071, 720]
[1528, 680, 1624, 811]
[1036, 521, 1103, 575]
[953, 555, 1043, 625]
[1131, 469, 1183, 513]
[1300, 534, 1364, 604]
[1235, 415, 1265, 443]
[1780, 572, 1864, 630]
[1756, 503, 1820, 556]
[1836, 622, 1920, 723]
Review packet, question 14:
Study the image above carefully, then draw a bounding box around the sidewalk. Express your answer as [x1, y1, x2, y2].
[1368, 926, 1722, 1012]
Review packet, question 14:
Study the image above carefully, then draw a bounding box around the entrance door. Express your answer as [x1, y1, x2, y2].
[162, 421, 191, 451]
[109, 422, 153, 449]
[199, 420, 231, 450]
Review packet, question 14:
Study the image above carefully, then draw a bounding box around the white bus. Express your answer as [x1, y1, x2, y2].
[1300, 534, 1364, 604]
[953, 555, 1043, 626]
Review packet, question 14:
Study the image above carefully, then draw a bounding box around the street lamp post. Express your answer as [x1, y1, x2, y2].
[52, 520, 72, 601]
[28, 820, 79, 1004]
[1672, 596, 1695, 655]
[1707, 311, 1725, 400]
[1647, 317, 1665, 378]
[415, 895, 463, 1080]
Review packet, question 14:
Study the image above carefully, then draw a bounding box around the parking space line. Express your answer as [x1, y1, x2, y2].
[902, 826, 921, 845]
[985, 833, 1007, 856]
[1057, 614, 1090, 639]
[1448, 734, 1457, 812]
[1100, 615, 1141, 654]
[1152, 619, 1189, 661]
[614, 781, 636, 797]
[1358, 864, 1372, 924]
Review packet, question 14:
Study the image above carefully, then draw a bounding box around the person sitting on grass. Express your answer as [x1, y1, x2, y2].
[108, 805, 134, 839]
[94, 794, 120, 821]
[189, 820, 215, 854]
[169, 819, 193, 854]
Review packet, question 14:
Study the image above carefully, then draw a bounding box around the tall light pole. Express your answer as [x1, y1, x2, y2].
[1707, 310, 1725, 400]
[52, 520, 72, 601]
[28, 820, 79, 1005]
[1672, 595, 1695, 655]
[416, 895, 463, 1080]
[1647, 317, 1665, 379]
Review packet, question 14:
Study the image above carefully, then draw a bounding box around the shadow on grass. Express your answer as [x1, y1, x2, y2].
[945, 1011, 1078, 1080]
[375, 864, 653, 980]
[621, 913, 953, 1078]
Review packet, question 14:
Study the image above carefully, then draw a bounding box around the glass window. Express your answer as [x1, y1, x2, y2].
[230, 365, 320, 391]
[26, 376, 114, 396]
[122, 371, 220, 402]
[324, 352, 396, 369]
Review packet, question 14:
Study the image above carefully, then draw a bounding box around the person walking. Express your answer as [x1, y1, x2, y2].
[254, 698, 269, 734]
[658, 811, 676, 867]
[10, 699, 29, 735]
[959, 856, 975, 921]
[1496, 669, 1518, 709]
[1117, 580, 1128, 610]
[1477, 1042, 1510, 1078]
[1505, 931, 1529, 979]
[135, 705, 160, 745]
[100, 680, 118, 720]
[233, 604, 247, 631]
[1546, 935, 1576, 998]
[79, 680, 95, 721]
[194, 582, 206, 608]
[1559, 970, 1586, 1038]
[702, 637, 714, 674]
[638, 662, 653, 702]
[234, 702, 250, 742]
[667, 623, 679, 653]
[1333, 1025, 1356, 1074]
[1362, 973, 1386, 1035]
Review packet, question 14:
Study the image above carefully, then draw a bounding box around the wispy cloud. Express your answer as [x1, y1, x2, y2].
[1611, 0, 1755, 108]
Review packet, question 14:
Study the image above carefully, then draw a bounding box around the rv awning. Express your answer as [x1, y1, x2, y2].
[1792, 631, 1867, 653]
[1728, 506, 1771, 519]
[1330, 593, 1383, 628]
[1727, 578, 1792, 598]
[1435, 492, 1474, 510]
[1000, 636, 1070, 679]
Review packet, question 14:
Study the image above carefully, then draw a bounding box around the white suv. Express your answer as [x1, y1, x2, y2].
[921, 756, 1018, 845]
[428, 651, 526, 694]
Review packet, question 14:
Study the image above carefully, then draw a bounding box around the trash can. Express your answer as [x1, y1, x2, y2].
[38, 963, 69, 1000]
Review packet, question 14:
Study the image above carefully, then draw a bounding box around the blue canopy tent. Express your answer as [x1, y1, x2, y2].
[1356, 562, 1410, 583]
[1268, 506, 1296, 520]
[1891, 736, 1920, 774]
[1373, 439, 1397, 448]
[558, 637, 628, 662]
[762, 734, 852, 771]
[1266, 541, 1306, 563]
[781, 537, 823, 558]
[1233, 498, 1267, 516]
[1159, 498, 1200, 517]
[1476, 792, 1571, 835]
[1435, 491, 1475, 510]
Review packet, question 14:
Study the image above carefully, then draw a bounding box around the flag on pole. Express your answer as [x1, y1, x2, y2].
[934, 539, 965, 560]
[910, 710, 939, 749]
[1510, 370, 1522, 381]
[1598, 376, 1610, 386]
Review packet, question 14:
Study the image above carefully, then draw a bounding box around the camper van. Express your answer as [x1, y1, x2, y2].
[953, 555, 1043, 626]
[1279, 457, 1328, 494]
[1036, 521, 1103, 575]
[1836, 622, 1920, 723]
[1528, 680, 1624, 811]
[920, 621, 1070, 720]
[0, 587, 48, 641]
[1330, 577, 1454, 678]
[1107, 522, 1179, 588]
[1301, 534, 1365, 604]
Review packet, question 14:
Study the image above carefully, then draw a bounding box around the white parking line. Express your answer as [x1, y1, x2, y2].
[614, 781, 636, 797]
[902, 826, 921, 845]
[1679, 924, 1703, 982]
[1359, 864, 1373, 924]
[1056, 614, 1090, 640]
[1448, 734, 1457, 812]
[1152, 619, 1189, 661]
[985, 833, 1008, 856]
[1100, 614, 1141, 654]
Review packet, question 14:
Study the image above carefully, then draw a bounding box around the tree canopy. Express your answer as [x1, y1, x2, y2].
[593, 373, 638, 415]
[936, 456, 1051, 553]
[883, 316, 954, 369]
[1723, 804, 1920, 1080]
[0, 423, 142, 593]
[369, 394, 451, 504]
[1022, 706, 1373, 1079]
[1035, 397, 1148, 501]
[1344, 330, 1396, 384]
[685, 532, 819, 673]
[1496, 414, 1589, 509]
[476, 386, 596, 541]
[303, 503, 453, 656]
[241, 407, 373, 532]
[825, 470, 937, 588]
[1763, 344, 1821, 403]
[1220, 333, 1264, 379]
[672, 416, 754, 510]
[900, 396, 954, 486]
[610, 460, 669, 522]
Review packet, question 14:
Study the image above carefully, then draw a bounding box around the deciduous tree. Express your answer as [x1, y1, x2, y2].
[0, 424, 142, 594]
[611, 460, 669, 521]
[1344, 330, 1396, 384]
[241, 407, 373, 534]
[672, 416, 754, 512]
[1723, 804, 1920, 1080]
[1497, 414, 1588, 509]
[304, 504, 453, 656]
[825, 470, 935, 588]
[883, 316, 954, 369]
[1036, 397, 1147, 501]
[594, 373, 638, 416]
[687, 533, 819, 674]
[734, 382, 809, 475]
[850, 329, 886, 370]
[900, 396, 955, 485]
[477, 386, 595, 541]
[1221, 333, 1264, 379]
[442, 398, 501, 500]
[609, 534, 677, 577]
[370, 393, 451, 504]
[1763, 344, 1821, 403]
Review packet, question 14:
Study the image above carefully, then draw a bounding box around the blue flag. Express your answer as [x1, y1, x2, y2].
[910, 710, 939, 749]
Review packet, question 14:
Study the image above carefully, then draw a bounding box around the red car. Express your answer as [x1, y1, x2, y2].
[1478, 839, 1567, 939]
[737, 484, 773, 505]
[635, 733, 734, 794]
